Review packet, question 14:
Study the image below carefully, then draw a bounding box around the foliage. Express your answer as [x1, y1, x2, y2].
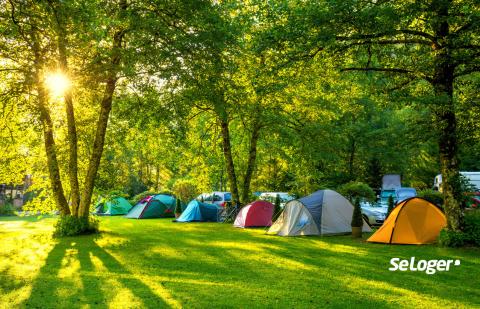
[175, 198, 182, 215]
[273, 194, 282, 221]
[338, 182, 375, 203]
[124, 175, 148, 198]
[0, 203, 16, 216]
[53, 216, 99, 237]
[387, 196, 395, 217]
[464, 210, 480, 246]
[417, 190, 444, 207]
[351, 198, 364, 228]
[439, 210, 480, 247]
[129, 191, 156, 206]
[438, 229, 467, 248]
[1, 0, 479, 234]
[172, 179, 198, 203]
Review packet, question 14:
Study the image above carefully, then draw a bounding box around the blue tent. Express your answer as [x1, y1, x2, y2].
[176, 200, 223, 222]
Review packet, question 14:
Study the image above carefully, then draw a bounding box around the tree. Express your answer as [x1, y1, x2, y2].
[256, 0, 480, 232]
[387, 196, 395, 217]
[1, 0, 217, 233]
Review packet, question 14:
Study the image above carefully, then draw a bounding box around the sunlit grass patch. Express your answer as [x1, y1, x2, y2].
[0, 216, 479, 308]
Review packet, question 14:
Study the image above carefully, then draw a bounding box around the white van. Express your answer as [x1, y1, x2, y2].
[434, 172, 480, 192]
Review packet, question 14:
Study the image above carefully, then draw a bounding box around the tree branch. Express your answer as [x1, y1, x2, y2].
[341, 67, 433, 83]
[336, 29, 439, 47]
[454, 66, 480, 78]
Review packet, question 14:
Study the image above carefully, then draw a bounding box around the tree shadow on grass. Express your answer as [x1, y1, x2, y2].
[123, 222, 480, 308]
[22, 234, 170, 308]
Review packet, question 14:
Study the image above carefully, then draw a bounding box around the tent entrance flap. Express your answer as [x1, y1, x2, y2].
[268, 201, 319, 236]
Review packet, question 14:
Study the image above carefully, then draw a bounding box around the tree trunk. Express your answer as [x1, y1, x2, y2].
[219, 118, 240, 206]
[348, 136, 355, 180]
[32, 34, 70, 215]
[78, 30, 124, 217]
[241, 117, 262, 204]
[432, 0, 463, 231]
[156, 164, 160, 191]
[55, 7, 80, 216]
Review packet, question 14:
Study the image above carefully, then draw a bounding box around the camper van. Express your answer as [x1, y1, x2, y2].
[434, 172, 480, 192]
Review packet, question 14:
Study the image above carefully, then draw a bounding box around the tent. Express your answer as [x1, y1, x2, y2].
[125, 194, 179, 219]
[176, 200, 223, 222]
[234, 200, 274, 228]
[367, 197, 447, 244]
[94, 197, 132, 216]
[267, 189, 371, 236]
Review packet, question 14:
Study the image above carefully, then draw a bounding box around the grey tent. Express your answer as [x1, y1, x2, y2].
[267, 189, 371, 236]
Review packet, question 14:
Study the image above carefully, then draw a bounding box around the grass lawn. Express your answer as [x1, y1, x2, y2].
[0, 216, 479, 308]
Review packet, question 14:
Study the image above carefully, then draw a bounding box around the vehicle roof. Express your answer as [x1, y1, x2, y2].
[396, 187, 416, 192]
[260, 192, 289, 195]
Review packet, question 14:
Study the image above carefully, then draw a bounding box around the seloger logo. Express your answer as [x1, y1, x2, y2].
[389, 257, 461, 275]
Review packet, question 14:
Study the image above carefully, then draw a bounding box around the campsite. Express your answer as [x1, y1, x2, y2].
[1, 0, 480, 308]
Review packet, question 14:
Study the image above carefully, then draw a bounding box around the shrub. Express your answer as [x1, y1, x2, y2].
[129, 191, 156, 205]
[464, 210, 480, 246]
[387, 195, 395, 216]
[417, 189, 444, 207]
[438, 229, 467, 247]
[273, 194, 282, 221]
[0, 202, 16, 216]
[175, 198, 182, 215]
[53, 215, 99, 237]
[338, 181, 375, 203]
[172, 179, 198, 202]
[351, 198, 363, 227]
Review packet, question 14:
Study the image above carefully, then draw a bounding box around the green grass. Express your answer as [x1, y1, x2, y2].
[0, 216, 479, 308]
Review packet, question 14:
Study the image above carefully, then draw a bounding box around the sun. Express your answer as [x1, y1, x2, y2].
[45, 72, 71, 97]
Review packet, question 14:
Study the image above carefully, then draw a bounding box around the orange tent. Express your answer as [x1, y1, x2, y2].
[367, 197, 447, 244]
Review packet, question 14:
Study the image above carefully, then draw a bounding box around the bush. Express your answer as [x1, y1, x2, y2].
[438, 229, 467, 247]
[172, 179, 198, 202]
[439, 210, 480, 247]
[387, 195, 395, 216]
[129, 191, 156, 205]
[351, 198, 364, 227]
[273, 194, 282, 221]
[175, 198, 182, 215]
[0, 202, 16, 216]
[338, 181, 375, 203]
[53, 215, 99, 237]
[464, 210, 480, 246]
[417, 189, 444, 207]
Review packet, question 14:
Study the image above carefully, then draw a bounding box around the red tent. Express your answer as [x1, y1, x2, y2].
[234, 200, 274, 228]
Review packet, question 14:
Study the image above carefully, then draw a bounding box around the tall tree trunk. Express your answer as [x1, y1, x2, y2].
[54, 6, 80, 216]
[348, 136, 355, 180]
[241, 117, 262, 204]
[32, 34, 70, 215]
[78, 30, 124, 217]
[219, 117, 240, 206]
[156, 164, 160, 191]
[432, 0, 463, 231]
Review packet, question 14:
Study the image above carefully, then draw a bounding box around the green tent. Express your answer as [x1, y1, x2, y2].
[125, 194, 183, 219]
[94, 197, 132, 216]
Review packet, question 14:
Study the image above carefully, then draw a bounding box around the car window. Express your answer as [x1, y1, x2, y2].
[381, 190, 396, 198]
[204, 194, 213, 202]
[213, 194, 222, 202]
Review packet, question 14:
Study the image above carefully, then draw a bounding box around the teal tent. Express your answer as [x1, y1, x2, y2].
[176, 200, 223, 222]
[126, 194, 182, 219]
[94, 197, 132, 216]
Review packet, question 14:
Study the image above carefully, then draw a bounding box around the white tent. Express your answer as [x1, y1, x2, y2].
[267, 189, 371, 236]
